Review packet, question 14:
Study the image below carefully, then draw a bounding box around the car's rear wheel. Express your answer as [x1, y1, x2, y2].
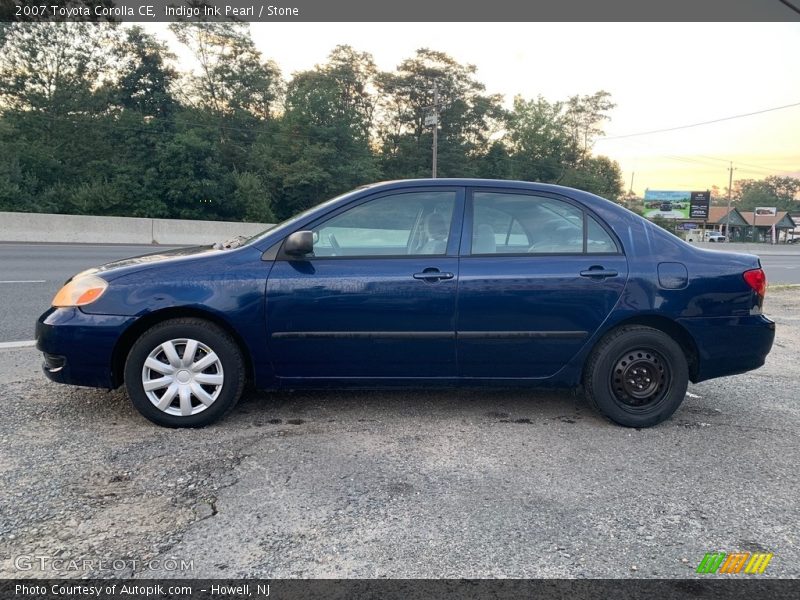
[124, 318, 245, 428]
[584, 325, 688, 427]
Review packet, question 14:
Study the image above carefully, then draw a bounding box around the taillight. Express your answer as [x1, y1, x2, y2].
[743, 268, 767, 298]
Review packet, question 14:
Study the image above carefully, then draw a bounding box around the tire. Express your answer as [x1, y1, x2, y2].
[584, 325, 688, 428]
[124, 318, 246, 428]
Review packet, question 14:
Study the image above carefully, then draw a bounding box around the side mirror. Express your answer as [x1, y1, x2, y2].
[284, 230, 314, 256]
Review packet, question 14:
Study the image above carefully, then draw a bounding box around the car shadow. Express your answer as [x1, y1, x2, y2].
[232, 386, 598, 428]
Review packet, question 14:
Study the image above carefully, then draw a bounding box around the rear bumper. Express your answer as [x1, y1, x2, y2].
[678, 314, 776, 382]
[36, 307, 135, 389]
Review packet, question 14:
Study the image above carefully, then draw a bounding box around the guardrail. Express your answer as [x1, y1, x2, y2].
[0, 211, 272, 245]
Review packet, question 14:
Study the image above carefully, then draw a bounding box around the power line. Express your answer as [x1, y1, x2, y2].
[690, 153, 791, 174]
[599, 101, 800, 141]
[778, 0, 800, 16]
[606, 136, 794, 176]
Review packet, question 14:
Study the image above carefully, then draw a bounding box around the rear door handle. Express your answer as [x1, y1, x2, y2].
[413, 269, 455, 282]
[580, 267, 618, 279]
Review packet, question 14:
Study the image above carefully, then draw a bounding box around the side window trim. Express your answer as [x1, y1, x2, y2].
[583, 211, 589, 253]
[277, 187, 465, 261]
[461, 187, 623, 257]
[585, 213, 620, 255]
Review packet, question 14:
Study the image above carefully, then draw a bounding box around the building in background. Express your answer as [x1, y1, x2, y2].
[642, 190, 796, 243]
[738, 211, 796, 243]
[682, 207, 748, 240]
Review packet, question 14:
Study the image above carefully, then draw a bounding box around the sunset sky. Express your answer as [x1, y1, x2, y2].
[148, 22, 800, 195]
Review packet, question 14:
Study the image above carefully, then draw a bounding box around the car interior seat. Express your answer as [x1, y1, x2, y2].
[417, 212, 449, 255]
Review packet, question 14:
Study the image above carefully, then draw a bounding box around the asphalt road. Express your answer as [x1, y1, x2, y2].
[0, 243, 181, 343]
[0, 290, 797, 579]
[0, 242, 798, 343]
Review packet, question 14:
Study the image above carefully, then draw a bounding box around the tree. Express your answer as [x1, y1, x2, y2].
[0, 23, 119, 213]
[110, 26, 177, 119]
[734, 176, 800, 212]
[0, 22, 632, 222]
[560, 155, 625, 201]
[263, 48, 381, 219]
[564, 90, 615, 159]
[505, 95, 573, 182]
[376, 49, 505, 179]
[170, 22, 281, 120]
[233, 171, 274, 222]
[0, 22, 113, 115]
[322, 45, 379, 140]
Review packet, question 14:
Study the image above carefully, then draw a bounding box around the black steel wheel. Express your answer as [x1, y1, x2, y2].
[585, 326, 688, 427]
[610, 347, 670, 411]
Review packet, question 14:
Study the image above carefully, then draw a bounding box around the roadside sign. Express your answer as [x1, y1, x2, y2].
[755, 207, 777, 217]
[690, 191, 710, 220]
[643, 190, 691, 219]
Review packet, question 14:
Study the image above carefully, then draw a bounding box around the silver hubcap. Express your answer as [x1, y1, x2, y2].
[141, 338, 224, 417]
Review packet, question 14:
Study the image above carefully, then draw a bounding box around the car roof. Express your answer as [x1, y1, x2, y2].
[365, 178, 590, 195]
[248, 178, 637, 252]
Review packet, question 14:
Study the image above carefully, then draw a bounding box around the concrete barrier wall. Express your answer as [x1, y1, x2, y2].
[0, 211, 272, 245]
[2, 211, 797, 253]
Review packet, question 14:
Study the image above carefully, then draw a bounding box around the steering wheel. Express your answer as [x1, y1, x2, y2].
[328, 233, 341, 256]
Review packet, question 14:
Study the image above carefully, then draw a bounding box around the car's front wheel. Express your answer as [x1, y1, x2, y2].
[584, 325, 688, 427]
[124, 318, 245, 427]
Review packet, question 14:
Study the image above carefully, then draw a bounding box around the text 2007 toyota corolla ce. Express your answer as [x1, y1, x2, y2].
[36, 179, 775, 428]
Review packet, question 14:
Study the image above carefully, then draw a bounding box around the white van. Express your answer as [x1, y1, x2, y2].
[685, 230, 727, 243]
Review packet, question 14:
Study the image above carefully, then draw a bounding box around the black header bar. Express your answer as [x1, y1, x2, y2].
[2, 579, 800, 600]
[3, 0, 800, 22]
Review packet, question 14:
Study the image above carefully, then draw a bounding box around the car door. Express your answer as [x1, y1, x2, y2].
[266, 187, 464, 380]
[457, 188, 628, 379]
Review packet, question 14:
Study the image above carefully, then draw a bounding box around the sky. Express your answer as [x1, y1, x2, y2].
[145, 22, 800, 195]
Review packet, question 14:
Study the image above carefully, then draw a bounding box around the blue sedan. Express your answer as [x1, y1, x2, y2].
[36, 179, 775, 428]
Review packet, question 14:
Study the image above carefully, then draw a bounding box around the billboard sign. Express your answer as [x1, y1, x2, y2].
[643, 190, 691, 219]
[690, 191, 710, 220]
[754, 207, 777, 217]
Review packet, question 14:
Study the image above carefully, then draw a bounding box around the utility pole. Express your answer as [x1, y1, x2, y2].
[725, 162, 736, 242]
[424, 81, 443, 178]
[431, 81, 439, 178]
[629, 172, 635, 194]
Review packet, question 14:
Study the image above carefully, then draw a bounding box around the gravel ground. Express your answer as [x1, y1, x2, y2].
[0, 290, 798, 579]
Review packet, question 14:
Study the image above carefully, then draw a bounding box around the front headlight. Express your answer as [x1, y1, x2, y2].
[52, 274, 108, 307]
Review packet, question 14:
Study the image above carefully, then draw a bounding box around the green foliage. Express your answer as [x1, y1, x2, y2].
[168, 22, 281, 120]
[564, 90, 615, 158]
[233, 171, 274, 222]
[0, 22, 748, 225]
[505, 95, 573, 182]
[733, 176, 800, 212]
[648, 215, 680, 237]
[376, 48, 506, 179]
[560, 155, 625, 201]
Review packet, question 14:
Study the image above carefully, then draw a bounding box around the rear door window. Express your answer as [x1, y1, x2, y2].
[469, 191, 619, 255]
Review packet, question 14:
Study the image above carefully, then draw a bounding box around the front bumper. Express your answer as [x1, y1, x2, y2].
[678, 313, 776, 382]
[36, 307, 136, 389]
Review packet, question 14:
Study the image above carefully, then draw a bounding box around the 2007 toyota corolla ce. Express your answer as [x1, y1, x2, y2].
[36, 179, 775, 428]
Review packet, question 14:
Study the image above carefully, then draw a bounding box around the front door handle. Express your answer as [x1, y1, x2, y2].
[580, 266, 618, 279]
[413, 269, 455, 282]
